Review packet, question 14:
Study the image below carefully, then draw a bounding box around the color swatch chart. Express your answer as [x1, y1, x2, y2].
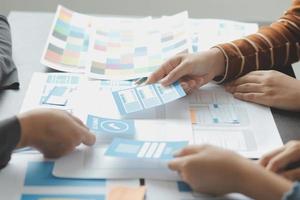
[42, 6, 190, 79]
[42, 6, 90, 72]
[158, 12, 190, 59]
[105, 138, 188, 160]
[112, 82, 186, 115]
[88, 12, 190, 80]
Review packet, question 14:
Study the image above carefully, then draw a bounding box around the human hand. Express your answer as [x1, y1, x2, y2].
[168, 145, 248, 196]
[146, 48, 225, 93]
[259, 140, 300, 181]
[225, 70, 300, 111]
[16, 108, 96, 158]
[168, 145, 292, 200]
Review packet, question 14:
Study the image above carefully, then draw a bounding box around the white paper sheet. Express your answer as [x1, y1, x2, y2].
[20, 72, 86, 114]
[188, 83, 282, 158]
[189, 19, 258, 52]
[53, 83, 282, 180]
[21, 73, 282, 180]
[53, 86, 193, 180]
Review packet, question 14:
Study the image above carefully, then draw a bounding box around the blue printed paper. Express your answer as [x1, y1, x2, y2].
[39, 73, 80, 107]
[43, 86, 71, 106]
[105, 138, 188, 160]
[112, 82, 186, 115]
[24, 161, 105, 186]
[86, 115, 136, 139]
[21, 194, 105, 200]
[177, 181, 192, 192]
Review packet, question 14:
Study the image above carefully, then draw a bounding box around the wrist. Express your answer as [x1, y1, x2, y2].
[295, 80, 300, 110]
[16, 113, 36, 148]
[238, 160, 292, 200]
[208, 48, 225, 77]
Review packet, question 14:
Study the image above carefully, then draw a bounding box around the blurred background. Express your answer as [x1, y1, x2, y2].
[1, 0, 299, 76]
[1, 0, 291, 21]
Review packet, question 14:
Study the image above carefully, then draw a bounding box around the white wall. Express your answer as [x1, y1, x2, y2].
[1, 0, 291, 21]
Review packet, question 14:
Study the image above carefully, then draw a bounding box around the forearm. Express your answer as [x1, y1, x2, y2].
[238, 161, 293, 200]
[0, 116, 21, 169]
[0, 15, 19, 89]
[213, 0, 300, 83]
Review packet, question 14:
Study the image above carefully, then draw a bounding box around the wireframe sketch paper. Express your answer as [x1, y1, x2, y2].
[53, 82, 282, 180]
[20, 73, 282, 180]
[188, 83, 282, 158]
[105, 138, 188, 160]
[53, 85, 193, 180]
[86, 115, 136, 141]
[112, 81, 186, 115]
[20, 72, 85, 114]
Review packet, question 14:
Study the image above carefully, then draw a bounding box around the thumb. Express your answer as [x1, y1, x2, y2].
[168, 157, 186, 171]
[281, 168, 300, 181]
[174, 145, 202, 157]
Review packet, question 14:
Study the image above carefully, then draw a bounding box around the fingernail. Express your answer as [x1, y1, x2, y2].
[181, 83, 187, 90]
[161, 79, 169, 87]
[173, 150, 182, 157]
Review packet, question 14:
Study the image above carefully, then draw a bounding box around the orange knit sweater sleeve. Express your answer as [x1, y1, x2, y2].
[214, 0, 300, 83]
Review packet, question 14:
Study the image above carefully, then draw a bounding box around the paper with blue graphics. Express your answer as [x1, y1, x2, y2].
[0, 154, 139, 199]
[105, 138, 188, 160]
[21, 194, 105, 200]
[43, 86, 72, 106]
[112, 81, 186, 115]
[86, 115, 136, 139]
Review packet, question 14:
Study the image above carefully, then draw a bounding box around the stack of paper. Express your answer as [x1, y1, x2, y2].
[41, 6, 258, 80]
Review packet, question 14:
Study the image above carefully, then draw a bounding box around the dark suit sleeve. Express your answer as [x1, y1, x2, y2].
[0, 15, 19, 90]
[0, 117, 21, 169]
